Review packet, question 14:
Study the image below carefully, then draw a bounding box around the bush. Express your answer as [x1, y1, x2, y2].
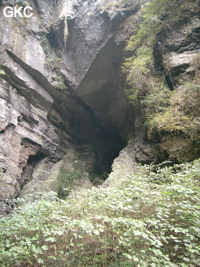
[0, 159, 200, 266]
[56, 169, 83, 199]
[40, 37, 61, 69]
[148, 77, 200, 140]
[0, 69, 5, 75]
[0, 64, 5, 75]
[53, 74, 66, 90]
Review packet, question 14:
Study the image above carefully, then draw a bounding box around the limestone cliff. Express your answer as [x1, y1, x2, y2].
[0, 0, 142, 213]
[0, 0, 199, 214]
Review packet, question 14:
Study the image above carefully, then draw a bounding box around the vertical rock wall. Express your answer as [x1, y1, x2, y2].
[0, 0, 145, 213]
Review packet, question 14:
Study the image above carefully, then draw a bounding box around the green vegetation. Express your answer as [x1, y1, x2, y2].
[40, 36, 61, 69]
[0, 64, 5, 75]
[40, 36, 66, 90]
[123, 0, 200, 161]
[0, 160, 199, 266]
[124, 0, 199, 83]
[0, 69, 5, 75]
[53, 74, 66, 91]
[148, 78, 200, 138]
[123, 0, 199, 102]
[56, 169, 83, 199]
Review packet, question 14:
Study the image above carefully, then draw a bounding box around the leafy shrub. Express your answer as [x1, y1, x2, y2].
[53, 74, 66, 90]
[148, 77, 200, 140]
[0, 69, 5, 75]
[0, 159, 199, 266]
[56, 169, 83, 199]
[40, 37, 61, 69]
[141, 80, 171, 115]
[123, 0, 200, 106]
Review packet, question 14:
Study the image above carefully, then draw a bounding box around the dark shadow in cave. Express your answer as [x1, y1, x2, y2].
[69, 38, 130, 184]
[46, 29, 59, 49]
[98, 134, 125, 175]
[20, 151, 47, 191]
[89, 131, 126, 184]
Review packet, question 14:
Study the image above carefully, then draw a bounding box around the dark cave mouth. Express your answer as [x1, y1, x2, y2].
[19, 150, 49, 192]
[88, 132, 126, 183]
[71, 37, 129, 182]
[72, 89, 128, 183]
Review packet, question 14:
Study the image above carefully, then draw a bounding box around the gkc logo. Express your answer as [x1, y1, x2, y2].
[3, 6, 33, 17]
[2, 1, 33, 18]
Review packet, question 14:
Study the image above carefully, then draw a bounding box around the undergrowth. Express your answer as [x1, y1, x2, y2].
[147, 77, 200, 139]
[0, 159, 199, 266]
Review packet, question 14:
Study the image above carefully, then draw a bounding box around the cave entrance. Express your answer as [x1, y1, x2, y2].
[71, 39, 130, 184]
[94, 131, 126, 179]
[20, 151, 47, 191]
[75, 129, 126, 185]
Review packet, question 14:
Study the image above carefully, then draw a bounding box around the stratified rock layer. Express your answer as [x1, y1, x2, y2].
[0, 0, 142, 213]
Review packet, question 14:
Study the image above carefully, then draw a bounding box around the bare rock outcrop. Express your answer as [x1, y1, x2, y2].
[0, 0, 144, 213]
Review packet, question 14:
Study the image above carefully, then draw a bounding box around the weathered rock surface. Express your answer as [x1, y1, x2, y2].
[162, 18, 200, 87]
[0, 0, 144, 213]
[103, 139, 137, 187]
[19, 148, 92, 199]
[0, 77, 68, 213]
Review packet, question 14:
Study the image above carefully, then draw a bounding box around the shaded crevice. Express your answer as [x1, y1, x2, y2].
[75, 131, 126, 183]
[46, 29, 60, 49]
[153, 43, 174, 90]
[20, 151, 47, 191]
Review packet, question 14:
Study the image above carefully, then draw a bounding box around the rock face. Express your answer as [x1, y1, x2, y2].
[19, 148, 93, 200]
[161, 17, 200, 87]
[149, 16, 200, 162]
[102, 139, 137, 187]
[0, 0, 143, 213]
[0, 0, 199, 213]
